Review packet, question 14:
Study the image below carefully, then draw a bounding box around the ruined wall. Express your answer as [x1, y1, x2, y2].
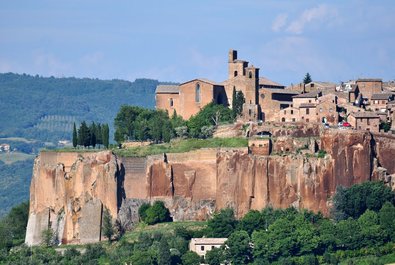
[26, 130, 395, 245]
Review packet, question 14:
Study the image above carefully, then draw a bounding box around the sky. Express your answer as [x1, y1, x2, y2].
[1, 0, 395, 86]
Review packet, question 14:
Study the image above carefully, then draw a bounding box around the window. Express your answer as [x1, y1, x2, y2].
[309, 100, 312, 103]
[282, 118, 285, 122]
[291, 110, 294, 115]
[284, 110, 286, 114]
[201, 246, 205, 251]
[211, 246, 215, 250]
[249, 109, 252, 116]
[195, 83, 200, 103]
[306, 108, 310, 114]
[259, 144, 263, 147]
[170, 98, 173, 107]
[306, 118, 309, 122]
[234, 71, 238, 77]
[367, 119, 370, 125]
[249, 71, 252, 78]
[292, 118, 296, 122]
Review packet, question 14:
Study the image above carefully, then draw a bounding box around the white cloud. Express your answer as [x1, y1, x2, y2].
[286, 4, 338, 34]
[272, 14, 288, 32]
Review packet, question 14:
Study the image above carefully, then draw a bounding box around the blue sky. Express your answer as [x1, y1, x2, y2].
[1, 0, 394, 85]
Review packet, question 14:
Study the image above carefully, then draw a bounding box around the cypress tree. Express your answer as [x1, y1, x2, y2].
[102, 124, 109, 149]
[90, 122, 97, 148]
[72, 122, 78, 148]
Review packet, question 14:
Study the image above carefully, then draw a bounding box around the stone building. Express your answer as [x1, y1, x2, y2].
[155, 79, 227, 120]
[348, 112, 380, 132]
[155, 49, 287, 122]
[368, 93, 394, 112]
[189, 238, 227, 258]
[259, 88, 299, 122]
[356, 78, 383, 101]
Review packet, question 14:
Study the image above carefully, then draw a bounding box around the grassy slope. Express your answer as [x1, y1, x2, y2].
[113, 137, 248, 157]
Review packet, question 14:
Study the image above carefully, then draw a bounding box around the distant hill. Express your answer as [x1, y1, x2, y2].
[0, 73, 171, 217]
[0, 73, 165, 143]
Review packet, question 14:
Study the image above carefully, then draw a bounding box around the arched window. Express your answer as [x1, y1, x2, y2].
[195, 83, 200, 103]
[169, 98, 173, 107]
[249, 71, 252, 78]
[234, 71, 238, 77]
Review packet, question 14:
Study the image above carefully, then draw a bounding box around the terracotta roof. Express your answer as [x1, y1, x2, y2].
[371, 93, 394, 100]
[293, 91, 322, 98]
[155, 85, 180, 94]
[299, 103, 317, 108]
[259, 77, 284, 87]
[190, 238, 227, 245]
[350, 112, 380, 118]
[180, 78, 222, 86]
[357, 78, 382, 82]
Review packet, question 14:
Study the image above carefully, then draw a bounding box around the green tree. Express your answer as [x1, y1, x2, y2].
[72, 122, 77, 148]
[237, 210, 264, 235]
[102, 124, 110, 148]
[144, 201, 172, 225]
[130, 250, 155, 265]
[138, 203, 151, 222]
[78, 121, 90, 147]
[181, 251, 201, 265]
[102, 208, 114, 242]
[158, 237, 171, 265]
[379, 202, 395, 241]
[205, 247, 224, 265]
[89, 122, 97, 148]
[207, 208, 237, 238]
[187, 103, 234, 138]
[357, 210, 385, 247]
[303, 73, 312, 84]
[225, 230, 252, 265]
[332, 181, 395, 220]
[114, 105, 144, 143]
[232, 89, 245, 118]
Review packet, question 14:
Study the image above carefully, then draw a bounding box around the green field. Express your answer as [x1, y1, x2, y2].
[0, 152, 35, 164]
[113, 137, 248, 157]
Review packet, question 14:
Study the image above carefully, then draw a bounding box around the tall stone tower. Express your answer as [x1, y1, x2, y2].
[226, 49, 260, 121]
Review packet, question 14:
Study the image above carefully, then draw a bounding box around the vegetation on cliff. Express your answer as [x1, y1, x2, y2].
[113, 137, 248, 157]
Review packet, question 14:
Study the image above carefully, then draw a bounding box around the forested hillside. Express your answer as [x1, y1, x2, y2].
[0, 73, 161, 143]
[0, 73, 165, 217]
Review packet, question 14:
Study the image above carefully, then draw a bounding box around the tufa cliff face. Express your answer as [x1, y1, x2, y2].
[26, 130, 395, 245]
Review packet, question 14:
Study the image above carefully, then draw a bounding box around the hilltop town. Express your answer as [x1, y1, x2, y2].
[156, 49, 395, 134]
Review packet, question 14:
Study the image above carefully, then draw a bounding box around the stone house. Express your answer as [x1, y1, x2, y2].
[348, 112, 380, 132]
[189, 238, 227, 258]
[292, 91, 322, 108]
[259, 88, 299, 122]
[279, 106, 301, 122]
[356, 78, 383, 101]
[155, 85, 181, 117]
[368, 93, 394, 112]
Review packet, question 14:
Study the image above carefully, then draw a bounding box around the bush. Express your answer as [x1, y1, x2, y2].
[139, 201, 172, 225]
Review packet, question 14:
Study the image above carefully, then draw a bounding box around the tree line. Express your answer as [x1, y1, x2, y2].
[114, 100, 244, 145]
[72, 121, 109, 148]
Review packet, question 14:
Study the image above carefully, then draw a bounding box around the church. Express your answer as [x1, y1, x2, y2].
[155, 50, 286, 121]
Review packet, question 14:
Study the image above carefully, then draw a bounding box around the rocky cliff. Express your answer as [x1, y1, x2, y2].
[25, 130, 395, 245]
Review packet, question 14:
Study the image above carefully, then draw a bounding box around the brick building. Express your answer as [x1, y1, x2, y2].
[356, 78, 383, 101]
[348, 112, 380, 132]
[156, 49, 287, 122]
[368, 93, 394, 112]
